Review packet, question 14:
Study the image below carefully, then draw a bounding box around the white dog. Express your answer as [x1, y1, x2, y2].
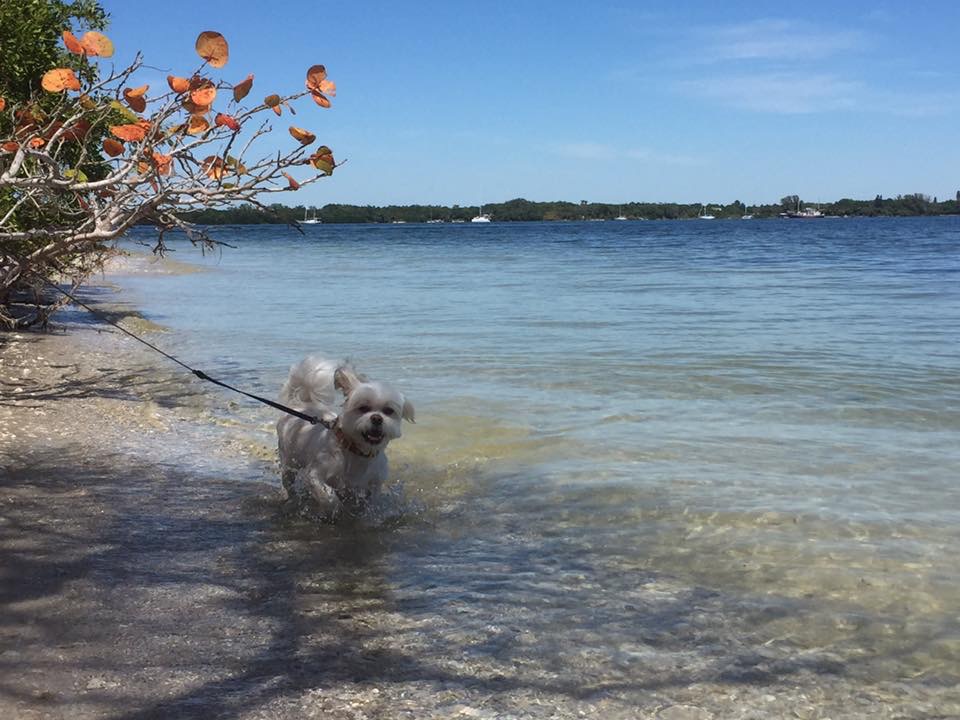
[276, 356, 415, 518]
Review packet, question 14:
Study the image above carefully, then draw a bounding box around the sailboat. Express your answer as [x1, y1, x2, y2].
[470, 205, 491, 223]
[698, 204, 715, 220]
[301, 208, 321, 224]
[614, 206, 628, 221]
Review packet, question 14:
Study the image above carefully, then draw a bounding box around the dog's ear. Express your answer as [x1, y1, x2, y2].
[334, 365, 361, 396]
[401, 397, 416, 424]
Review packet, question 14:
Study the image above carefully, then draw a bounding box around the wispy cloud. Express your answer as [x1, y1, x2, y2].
[555, 142, 618, 161]
[696, 19, 868, 63]
[681, 72, 861, 114]
[681, 72, 957, 117]
[666, 18, 957, 116]
[862, 88, 959, 118]
[554, 143, 700, 166]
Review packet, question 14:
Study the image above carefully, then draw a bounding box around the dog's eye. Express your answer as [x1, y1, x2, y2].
[382, 407, 395, 416]
[357, 405, 371, 413]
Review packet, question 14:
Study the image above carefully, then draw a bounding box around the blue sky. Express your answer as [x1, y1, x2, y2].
[98, 0, 960, 207]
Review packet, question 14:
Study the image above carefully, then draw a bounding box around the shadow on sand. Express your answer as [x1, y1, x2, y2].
[2, 443, 957, 719]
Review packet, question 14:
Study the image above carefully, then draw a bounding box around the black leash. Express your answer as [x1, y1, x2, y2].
[37, 277, 331, 428]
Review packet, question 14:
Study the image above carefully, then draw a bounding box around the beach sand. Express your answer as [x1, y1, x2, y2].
[2, 279, 959, 719]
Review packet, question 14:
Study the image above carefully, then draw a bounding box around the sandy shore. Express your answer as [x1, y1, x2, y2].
[2, 280, 959, 719]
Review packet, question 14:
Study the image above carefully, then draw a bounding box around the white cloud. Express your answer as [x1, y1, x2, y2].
[555, 142, 618, 161]
[698, 19, 868, 63]
[681, 71, 957, 117]
[681, 72, 860, 114]
[624, 148, 700, 166]
[555, 143, 701, 165]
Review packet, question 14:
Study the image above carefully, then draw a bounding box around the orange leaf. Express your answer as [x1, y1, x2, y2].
[283, 173, 300, 190]
[288, 126, 316, 145]
[318, 79, 336, 97]
[28, 137, 45, 148]
[308, 146, 335, 175]
[182, 98, 210, 115]
[167, 75, 190, 93]
[41, 121, 63, 139]
[62, 30, 85, 55]
[125, 95, 145, 113]
[109, 124, 147, 142]
[309, 91, 331, 109]
[80, 31, 114, 58]
[61, 119, 91, 142]
[232, 74, 253, 102]
[41, 68, 81, 92]
[103, 138, 124, 157]
[152, 153, 172, 176]
[264, 94, 282, 116]
[190, 81, 217, 107]
[123, 85, 148, 113]
[201, 155, 224, 180]
[215, 113, 240, 131]
[195, 31, 229, 68]
[0, 97, 5, 112]
[1, 142, 19, 153]
[305, 65, 327, 91]
[187, 115, 210, 135]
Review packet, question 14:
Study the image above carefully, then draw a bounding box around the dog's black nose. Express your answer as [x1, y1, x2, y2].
[371, 414, 383, 426]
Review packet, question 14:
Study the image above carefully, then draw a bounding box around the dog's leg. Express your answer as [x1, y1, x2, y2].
[301, 468, 344, 521]
[280, 465, 297, 499]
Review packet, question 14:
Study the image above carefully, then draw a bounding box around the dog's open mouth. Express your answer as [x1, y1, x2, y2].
[361, 429, 385, 444]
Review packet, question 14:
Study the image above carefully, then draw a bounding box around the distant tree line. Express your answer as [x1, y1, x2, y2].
[176, 193, 960, 225]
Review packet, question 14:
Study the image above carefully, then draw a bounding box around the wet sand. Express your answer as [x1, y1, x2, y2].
[2, 283, 959, 719]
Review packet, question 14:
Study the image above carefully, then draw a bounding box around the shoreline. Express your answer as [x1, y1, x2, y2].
[2, 274, 960, 718]
[0, 278, 295, 719]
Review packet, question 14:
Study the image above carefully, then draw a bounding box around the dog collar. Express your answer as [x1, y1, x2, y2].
[334, 422, 381, 458]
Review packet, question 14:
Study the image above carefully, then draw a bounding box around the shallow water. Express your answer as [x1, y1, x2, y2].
[104, 218, 960, 701]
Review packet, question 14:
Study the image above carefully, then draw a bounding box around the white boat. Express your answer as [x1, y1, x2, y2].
[471, 205, 491, 223]
[614, 206, 628, 221]
[741, 206, 754, 219]
[780, 199, 823, 219]
[786, 207, 823, 219]
[301, 208, 321, 224]
[698, 204, 715, 220]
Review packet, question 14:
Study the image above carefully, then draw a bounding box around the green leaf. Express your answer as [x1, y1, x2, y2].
[109, 99, 140, 123]
[225, 156, 247, 174]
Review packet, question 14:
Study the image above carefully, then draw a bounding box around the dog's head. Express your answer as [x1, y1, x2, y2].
[334, 365, 415, 454]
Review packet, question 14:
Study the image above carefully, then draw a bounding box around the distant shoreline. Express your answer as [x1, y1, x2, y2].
[154, 214, 960, 226]
[177, 196, 960, 225]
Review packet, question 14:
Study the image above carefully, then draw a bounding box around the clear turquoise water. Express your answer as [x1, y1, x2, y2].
[113, 218, 960, 690]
